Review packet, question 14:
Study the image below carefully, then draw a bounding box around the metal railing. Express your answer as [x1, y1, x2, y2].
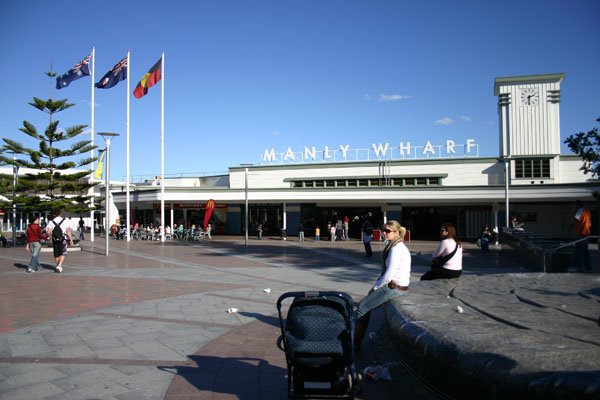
[503, 229, 598, 273]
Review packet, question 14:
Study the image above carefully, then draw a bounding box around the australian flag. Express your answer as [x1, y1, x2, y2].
[56, 55, 91, 89]
[95, 56, 127, 89]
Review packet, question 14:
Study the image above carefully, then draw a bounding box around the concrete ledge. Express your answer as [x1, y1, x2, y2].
[385, 274, 600, 399]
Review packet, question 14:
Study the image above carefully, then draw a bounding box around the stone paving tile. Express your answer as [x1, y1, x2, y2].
[0, 237, 548, 400]
[0, 380, 65, 400]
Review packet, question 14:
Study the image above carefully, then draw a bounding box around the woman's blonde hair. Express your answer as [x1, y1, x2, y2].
[384, 220, 406, 240]
[384, 220, 401, 231]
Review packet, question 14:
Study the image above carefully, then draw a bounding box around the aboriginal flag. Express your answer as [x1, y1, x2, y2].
[133, 58, 161, 99]
[95, 56, 127, 89]
[56, 55, 91, 89]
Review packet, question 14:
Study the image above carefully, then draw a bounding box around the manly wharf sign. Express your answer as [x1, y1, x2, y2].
[261, 139, 479, 165]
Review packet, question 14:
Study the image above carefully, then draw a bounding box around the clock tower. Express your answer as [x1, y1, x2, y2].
[494, 73, 565, 184]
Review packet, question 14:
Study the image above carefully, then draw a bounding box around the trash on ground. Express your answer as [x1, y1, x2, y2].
[456, 306, 464, 314]
[227, 308, 239, 313]
[263, 288, 271, 293]
[362, 365, 391, 381]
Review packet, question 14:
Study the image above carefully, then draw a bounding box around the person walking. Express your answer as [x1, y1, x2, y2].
[481, 226, 491, 253]
[315, 226, 320, 241]
[298, 222, 304, 242]
[0, 221, 7, 247]
[343, 216, 350, 240]
[335, 219, 343, 241]
[362, 219, 374, 257]
[78, 217, 85, 241]
[25, 215, 47, 273]
[354, 220, 411, 351]
[46, 209, 74, 273]
[572, 200, 592, 272]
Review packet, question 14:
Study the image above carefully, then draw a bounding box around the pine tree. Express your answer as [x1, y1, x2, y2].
[0, 68, 96, 214]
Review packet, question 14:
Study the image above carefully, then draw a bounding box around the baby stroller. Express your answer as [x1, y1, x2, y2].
[277, 291, 361, 399]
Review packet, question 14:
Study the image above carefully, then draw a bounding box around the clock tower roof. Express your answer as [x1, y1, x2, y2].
[493, 73, 565, 95]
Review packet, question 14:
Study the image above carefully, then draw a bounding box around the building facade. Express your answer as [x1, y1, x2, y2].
[108, 73, 598, 240]
[4, 74, 596, 241]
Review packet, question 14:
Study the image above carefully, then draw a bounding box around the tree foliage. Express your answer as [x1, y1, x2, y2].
[564, 116, 600, 178]
[0, 97, 97, 213]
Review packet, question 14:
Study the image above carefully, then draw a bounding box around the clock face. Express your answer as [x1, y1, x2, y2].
[520, 88, 539, 106]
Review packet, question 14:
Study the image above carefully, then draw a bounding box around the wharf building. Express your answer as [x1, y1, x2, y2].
[3, 74, 596, 241]
[108, 73, 598, 240]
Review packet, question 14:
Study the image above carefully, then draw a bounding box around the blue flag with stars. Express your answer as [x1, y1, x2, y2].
[95, 56, 127, 89]
[56, 55, 91, 89]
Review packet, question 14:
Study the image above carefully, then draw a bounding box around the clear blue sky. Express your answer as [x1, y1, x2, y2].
[1, 0, 599, 181]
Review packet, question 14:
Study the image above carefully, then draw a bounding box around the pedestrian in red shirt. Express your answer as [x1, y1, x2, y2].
[573, 200, 592, 272]
[26, 215, 47, 273]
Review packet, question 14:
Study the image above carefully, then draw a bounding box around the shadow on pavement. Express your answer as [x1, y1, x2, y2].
[160, 355, 286, 399]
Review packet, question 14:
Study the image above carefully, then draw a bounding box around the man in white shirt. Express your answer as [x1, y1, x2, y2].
[46, 209, 74, 273]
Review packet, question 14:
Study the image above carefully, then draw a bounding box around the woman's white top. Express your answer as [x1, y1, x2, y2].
[373, 242, 411, 289]
[432, 238, 463, 271]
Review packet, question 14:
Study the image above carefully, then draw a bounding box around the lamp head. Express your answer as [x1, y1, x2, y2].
[97, 132, 120, 138]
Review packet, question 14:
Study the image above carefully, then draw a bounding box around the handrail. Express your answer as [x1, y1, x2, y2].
[504, 231, 598, 273]
[527, 235, 599, 254]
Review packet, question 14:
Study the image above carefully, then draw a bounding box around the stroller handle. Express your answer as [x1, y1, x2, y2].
[276, 291, 353, 312]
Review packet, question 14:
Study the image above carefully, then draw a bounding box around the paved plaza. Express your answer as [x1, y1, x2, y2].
[0, 236, 598, 399]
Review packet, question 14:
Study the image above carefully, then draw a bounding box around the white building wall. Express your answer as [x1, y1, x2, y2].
[229, 159, 502, 189]
[503, 84, 562, 156]
[558, 156, 593, 182]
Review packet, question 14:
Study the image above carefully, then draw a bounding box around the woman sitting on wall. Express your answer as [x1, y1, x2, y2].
[420, 222, 463, 281]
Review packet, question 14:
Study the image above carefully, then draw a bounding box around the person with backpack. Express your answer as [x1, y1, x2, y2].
[25, 215, 47, 273]
[46, 209, 74, 273]
[362, 218, 374, 257]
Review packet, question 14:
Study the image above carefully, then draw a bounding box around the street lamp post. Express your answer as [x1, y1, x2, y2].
[245, 167, 248, 246]
[12, 153, 19, 247]
[98, 132, 119, 256]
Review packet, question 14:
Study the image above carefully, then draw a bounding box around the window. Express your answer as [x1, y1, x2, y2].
[289, 175, 444, 188]
[515, 159, 550, 178]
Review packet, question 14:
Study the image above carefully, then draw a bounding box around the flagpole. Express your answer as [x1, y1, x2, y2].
[90, 47, 96, 242]
[160, 51, 165, 242]
[126, 50, 131, 241]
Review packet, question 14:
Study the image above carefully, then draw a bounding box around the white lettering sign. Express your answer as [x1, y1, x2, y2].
[261, 139, 479, 164]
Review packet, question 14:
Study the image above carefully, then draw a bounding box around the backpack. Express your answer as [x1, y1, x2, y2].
[52, 219, 64, 243]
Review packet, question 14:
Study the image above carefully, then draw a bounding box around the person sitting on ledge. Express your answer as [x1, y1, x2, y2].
[420, 222, 463, 281]
[354, 220, 411, 352]
[511, 216, 525, 231]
